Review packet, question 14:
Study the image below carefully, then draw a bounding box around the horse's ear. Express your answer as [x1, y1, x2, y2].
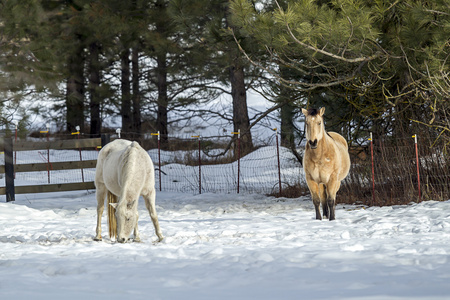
[109, 203, 118, 209]
[319, 107, 325, 116]
[301, 108, 308, 116]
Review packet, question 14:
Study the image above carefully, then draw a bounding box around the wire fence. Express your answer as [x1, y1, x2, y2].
[1, 129, 449, 205]
[1, 130, 304, 196]
[148, 144, 303, 195]
[341, 134, 449, 206]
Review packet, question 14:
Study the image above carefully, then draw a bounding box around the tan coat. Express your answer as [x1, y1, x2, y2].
[302, 108, 350, 220]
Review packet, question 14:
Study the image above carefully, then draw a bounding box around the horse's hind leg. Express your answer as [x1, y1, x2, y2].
[143, 189, 164, 242]
[94, 183, 107, 241]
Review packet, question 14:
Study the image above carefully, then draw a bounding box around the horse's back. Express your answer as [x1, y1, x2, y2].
[328, 132, 348, 149]
[96, 139, 154, 196]
[328, 132, 350, 180]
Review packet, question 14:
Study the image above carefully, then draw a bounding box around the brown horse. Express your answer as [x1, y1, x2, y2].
[302, 107, 350, 220]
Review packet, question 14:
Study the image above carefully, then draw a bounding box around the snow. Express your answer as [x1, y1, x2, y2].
[1, 190, 450, 300]
[1, 147, 450, 299]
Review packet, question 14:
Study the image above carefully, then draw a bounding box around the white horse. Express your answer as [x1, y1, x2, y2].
[94, 139, 164, 243]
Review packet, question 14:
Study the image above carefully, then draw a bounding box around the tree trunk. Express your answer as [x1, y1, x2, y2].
[89, 42, 101, 137]
[280, 101, 296, 149]
[121, 48, 132, 135]
[131, 46, 141, 140]
[229, 64, 253, 156]
[156, 53, 168, 146]
[66, 46, 85, 133]
[278, 66, 297, 148]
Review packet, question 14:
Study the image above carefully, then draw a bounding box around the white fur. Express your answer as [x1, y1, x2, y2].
[94, 139, 164, 243]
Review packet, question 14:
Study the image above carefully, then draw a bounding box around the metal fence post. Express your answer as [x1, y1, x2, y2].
[191, 134, 202, 194]
[232, 129, 241, 194]
[369, 132, 375, 206]
[157, 131, 161, 192]
[413, 134, 421, 201]
[198, 135, 201, 195]
[151, 131, 162, 191]
[73, 125, 84, 183]
[274, 128, 282, 196]
[40, 124, 51, 183]
[13, 121, 17, 179]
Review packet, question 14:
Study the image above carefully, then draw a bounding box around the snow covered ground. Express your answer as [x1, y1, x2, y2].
[1, 189, 450, 300]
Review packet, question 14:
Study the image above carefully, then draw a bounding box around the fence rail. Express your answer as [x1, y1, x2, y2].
[0, 136, 107, 202]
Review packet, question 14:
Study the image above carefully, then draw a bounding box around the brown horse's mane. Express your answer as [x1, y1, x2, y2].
[307, 108, 320, 116]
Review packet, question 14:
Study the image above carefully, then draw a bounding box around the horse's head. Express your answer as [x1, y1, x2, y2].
[110, 200, 138, 243]
[302, 107, 325, 149]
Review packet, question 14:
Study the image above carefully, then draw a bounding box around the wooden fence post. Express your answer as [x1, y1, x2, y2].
[101, 134, 110, 148]
[4, 138, 15, 202]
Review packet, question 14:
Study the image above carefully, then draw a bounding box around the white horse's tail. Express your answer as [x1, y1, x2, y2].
[107, 191, 118, 239]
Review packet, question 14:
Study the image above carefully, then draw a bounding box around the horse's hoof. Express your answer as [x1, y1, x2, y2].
[133, 237, 141, 243]
[94, 237, 102, 241]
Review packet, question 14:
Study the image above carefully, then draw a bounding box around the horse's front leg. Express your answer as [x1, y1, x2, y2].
[319, 184, 328, 219]
[326, 178, 341, 221]
[94, 184, 107, 241]
[133, 212, 141, 242]
[306, 177, 322, 220]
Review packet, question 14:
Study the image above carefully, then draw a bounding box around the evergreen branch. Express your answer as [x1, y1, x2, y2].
[230, 29, 357, 91]
[274, 0, 380, 64]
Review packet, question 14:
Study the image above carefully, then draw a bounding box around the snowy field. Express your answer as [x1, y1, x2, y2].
[1, 189, 450, 300]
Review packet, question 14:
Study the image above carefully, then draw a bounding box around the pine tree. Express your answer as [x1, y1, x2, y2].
[231, 0, 450, 144]
[170, 0, 265, 155]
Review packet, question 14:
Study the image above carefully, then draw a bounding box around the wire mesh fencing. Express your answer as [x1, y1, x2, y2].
[2, 130, 449, 205]
[148, 145, 303, 195]
[340, 134, 449, 206]
[1, 132, 304, 196]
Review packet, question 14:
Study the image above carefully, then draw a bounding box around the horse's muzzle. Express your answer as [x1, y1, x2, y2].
[308, 139, 318, 149]
[117, 237, 127, 243]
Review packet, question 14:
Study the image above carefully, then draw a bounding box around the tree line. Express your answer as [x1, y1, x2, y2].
[1, 0, 449, 154]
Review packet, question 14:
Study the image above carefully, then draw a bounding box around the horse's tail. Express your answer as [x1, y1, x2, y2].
[107, 191, 118, 240]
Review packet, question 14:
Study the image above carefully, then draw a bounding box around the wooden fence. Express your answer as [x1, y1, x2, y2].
[0, 135, 110, 202]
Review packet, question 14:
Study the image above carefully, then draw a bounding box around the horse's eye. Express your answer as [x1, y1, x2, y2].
[318, 122, 321, 125]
